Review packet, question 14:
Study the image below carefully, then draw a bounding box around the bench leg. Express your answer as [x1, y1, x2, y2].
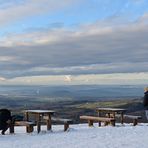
[98, 121, 101, 127]
[104, 121, 108, 126]
[121, 113, 124, 124]
[26, 125, 34, 133]
[133, 119, 138, 126]
[110, 121, 115, 127]
[9, 124, 14, 134]
[88, 120, 93, 126]
[64, 123, 69, 131]
[36, 114, 41, 133]
[46, 115, 52, 130]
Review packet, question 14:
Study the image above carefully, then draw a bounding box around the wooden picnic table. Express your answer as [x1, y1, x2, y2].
[96, 107, 127, 124]
[24, 110, 55, 133]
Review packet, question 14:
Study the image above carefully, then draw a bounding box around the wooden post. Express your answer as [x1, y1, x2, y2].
[88, 120, 93, 126]
[107, 113, 110, 118]
[110, 120, 115, 127]
[25, 112, 29, 121]
[9, 123, 14, 134]
[104, 121, 108, 126]
[46, 114, 52, 130]
[121, 112, 124, 124]
[98, 121, 101, 127]
[112, 112, 115, 118]
[25, 112, 31, 133]
[133, 119, 138, 126]
[26, 125, 33, 133]
[37, 114, 41, 133]
[64, 123, 69, 131]
[98, 111, 101, 127]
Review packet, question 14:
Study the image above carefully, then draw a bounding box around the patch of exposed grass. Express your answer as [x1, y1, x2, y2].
[70, 99, 141, 110]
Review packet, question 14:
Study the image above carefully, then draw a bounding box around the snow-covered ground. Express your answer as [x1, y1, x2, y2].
[1, 123, 148, 148]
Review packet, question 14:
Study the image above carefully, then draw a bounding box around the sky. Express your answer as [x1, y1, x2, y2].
[0, 0, 148, 85]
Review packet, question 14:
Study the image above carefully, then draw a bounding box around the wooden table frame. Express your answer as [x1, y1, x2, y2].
[96, 108, 127, 124]
[24, 110, 55, 133]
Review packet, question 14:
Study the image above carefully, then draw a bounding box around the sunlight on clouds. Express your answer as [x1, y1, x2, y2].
[0, 77, 6, 81]
[0, 29, 66, 46]
[0, 1, 147, 81]
[0, 56, 15, 62]
[1, 12, 148, 47]
[64, 75, 72, 82]
[2, 72, 148, 85]
[0, 0, 81, 26]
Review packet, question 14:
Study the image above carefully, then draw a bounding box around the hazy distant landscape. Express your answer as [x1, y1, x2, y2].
[0, 84, 146, 122]
[0, 84, 144, 99]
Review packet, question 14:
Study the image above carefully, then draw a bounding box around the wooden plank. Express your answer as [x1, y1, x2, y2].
[43, 116, 73, 123]
[96, 108, 126, 112]
[51, 117, 73, 123]
[115, 114, 142, 119]
[123, 115, 142, 119]
[10, 121, 36, 134]
[80, 116, 115, 122]
[80, 115, 115, 127]
[115, 114, 142, 126]
[15, 121, 36, 126]
[43, 116, 73, 131]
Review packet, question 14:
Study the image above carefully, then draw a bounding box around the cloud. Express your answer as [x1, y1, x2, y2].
[1, 72, 148, 85]
[0, 12, 148, 79]
[0, 0, 80, 26]
[0, 77, 6, 81]
[64, 75, 72, 82]
[0, 56, 16, 62]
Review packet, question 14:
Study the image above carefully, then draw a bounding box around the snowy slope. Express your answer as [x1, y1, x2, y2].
[1, 123, 148, 148]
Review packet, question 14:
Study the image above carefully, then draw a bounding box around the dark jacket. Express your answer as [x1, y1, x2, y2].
[0, 109, 12, 131]
[143, 91, 148, 109]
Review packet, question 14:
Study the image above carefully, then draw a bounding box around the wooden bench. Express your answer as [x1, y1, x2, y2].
[115, 114, 142, 126]
[43, 116, 73, 131]
[9, 121, 36, 133]
[80, 115, 115, 127]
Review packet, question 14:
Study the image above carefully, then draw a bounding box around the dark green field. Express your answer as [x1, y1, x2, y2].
[1, 95, 145, 123]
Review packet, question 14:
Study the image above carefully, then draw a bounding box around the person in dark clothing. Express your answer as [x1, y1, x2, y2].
[143, 87, 148, 120]
[0, 109, 12, 135]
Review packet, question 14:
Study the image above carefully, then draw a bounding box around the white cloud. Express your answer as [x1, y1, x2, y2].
[0, 77, 6, 81]
[64, 75, 72, 82]
[0, 11, 148, 79]
[0, 56, 15, 62]
[0, 0, 80, 26]
[1, 72, 148, 85]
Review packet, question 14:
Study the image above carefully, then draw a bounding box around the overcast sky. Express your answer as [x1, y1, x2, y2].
[0, 0, 148, 85]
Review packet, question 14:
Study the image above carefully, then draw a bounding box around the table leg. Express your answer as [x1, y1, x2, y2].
[25, 112, 33, 133]
[121, 112, 124, 124]
[25, 112, 29, 121]
[37, 114, 41, 133]
[113, 112, 115, 118]
[98, 111, 101, 127]
[9, 123, 14, 134]
[46, 114, 51, 130]
[108, 113, 110, 118]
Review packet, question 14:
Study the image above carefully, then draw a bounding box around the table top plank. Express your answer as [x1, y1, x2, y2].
[96, 107, 126, 112]
[24, 110, 55, 114]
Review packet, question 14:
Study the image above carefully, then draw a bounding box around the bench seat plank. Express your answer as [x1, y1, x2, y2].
[10, 121, 36, 133]
[80, 116, 115, 122]
[51, 117, 73, 123]
[123, 115, 142, 119]
[115, 114, 142, 126]
[80, 115, 115, 127]
[15, 121, 36, 126]
[43, 116, 73, 131]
